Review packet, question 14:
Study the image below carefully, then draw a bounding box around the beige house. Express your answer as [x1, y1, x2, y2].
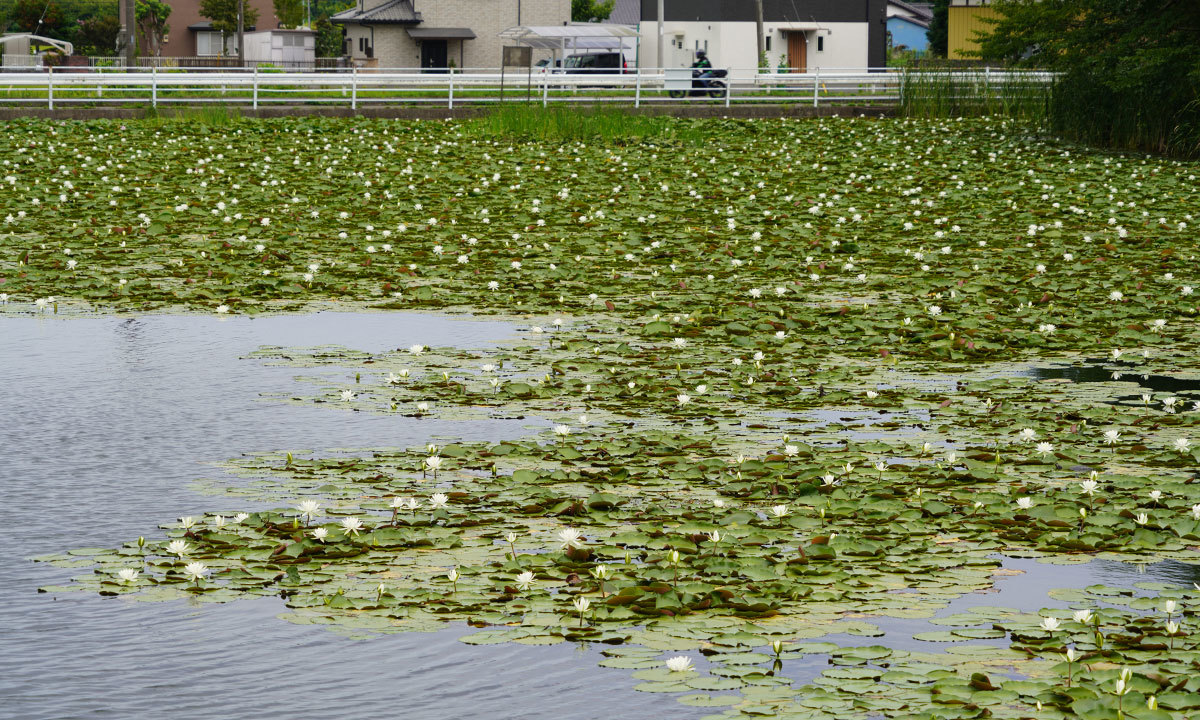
[332, 0, 569, 70]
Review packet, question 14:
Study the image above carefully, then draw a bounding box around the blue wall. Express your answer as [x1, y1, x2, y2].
[888, 16, 929, 52]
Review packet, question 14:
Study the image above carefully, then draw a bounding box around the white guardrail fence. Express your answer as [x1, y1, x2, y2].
[0, 66, 1055, 110]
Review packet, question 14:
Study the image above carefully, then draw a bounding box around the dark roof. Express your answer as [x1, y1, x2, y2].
[606, 0, 640, 24]
[890, 14, 930, 29]
[888, 0, 934, 20]
[330, 0, 421, 25]
[407, 27, 476, 39]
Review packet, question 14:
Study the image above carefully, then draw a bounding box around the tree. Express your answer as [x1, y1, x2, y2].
[313, 15, 342, 57]
[74, 14, 120, 55]
[571, 0, 614, 23]
[8, 0, 69, 37]
[273, 0, 304, 28]
[975, 0, 1200, 157]
[925, 0, 948, 57]
[199, 0, 258, 51]
[135, 0, 171, 56]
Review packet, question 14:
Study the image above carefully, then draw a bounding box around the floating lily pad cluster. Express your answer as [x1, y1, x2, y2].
[18, 114, 1200, 718]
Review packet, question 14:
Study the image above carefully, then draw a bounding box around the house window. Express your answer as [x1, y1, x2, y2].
[196, 31, 237, 56]
[765, 36, 771, 52]
[817, 35, 825, 52]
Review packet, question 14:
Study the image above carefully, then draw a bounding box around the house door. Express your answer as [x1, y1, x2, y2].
[421, 40, 448, 72]
[787, 32, 807, 72]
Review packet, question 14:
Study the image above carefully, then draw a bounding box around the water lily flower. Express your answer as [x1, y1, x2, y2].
[425, 455, 443, 478]
[1017, 497, 1033, 510]
[339, 517, 364, 536]
[183, 562, 208, 584]
[234, 513, 250, 523]
[515, 571, 535, 591]
[1073, 610, 1093, 624]
[1192, 504, 1200, 520]
[1174, 438, 1192, 453]
[553, 425, 570, 438]
[1035, 441, 1054, 458]
[1103, 429, 1120, 445]
[713, 499, 726, 509]
[179, 516, 196, 530]
[215, 304, 229, 314]
[1040, 617, 1060, 632]
[340, 389, 355, 401]
[1163, 600, 1177, 615]
[676, 394, 691, 406]
[558, 528, 584, 550]
[1149, 490, 1163, 503]
[295, 500, 321, 524]
[416, 402, 430, 414]
[447, 567, 459, 593]
[1018, 428, 1037, 442]
[707, 530, 721, 544]
[694, 384, 708, 395]
[865, 390, 879, 399]
[784, 444, 798, 456]
[1080, 480, 1099, 496]
[1135, 513, 1149, 525]
[165, 540, 190, 558]
[666, 656, 694, 673]
[408, 344, 425, 355]
[1166, 621, 1180, 635]
[117, 568, 140, 584]
[770, 505, 789, 519]
[312, 528, 328, 542]
[572, 596, 591, 613]
[429, 493, 449, 509]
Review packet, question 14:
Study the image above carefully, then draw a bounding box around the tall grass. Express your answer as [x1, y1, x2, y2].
[469, 105, 707, 144]
[142, 105, 243, 126]
[898, 68, 1050, 122]
[1050, 72, 1200, 159]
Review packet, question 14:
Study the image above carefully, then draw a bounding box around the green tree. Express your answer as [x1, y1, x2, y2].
[925, 0, 948, 57]
[313, 15, 342, 57]
[74, 13, 120, 55]
[8, 0, 69, 37]
[199, 0, 259, 44]
[976, 0, 1200, 157]
[273, 0, 304, 28]
[571, 0, 614, 23]
[135, 0, 171, 56]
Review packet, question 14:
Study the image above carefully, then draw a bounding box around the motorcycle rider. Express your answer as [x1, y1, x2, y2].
[691, 50, 713, 71]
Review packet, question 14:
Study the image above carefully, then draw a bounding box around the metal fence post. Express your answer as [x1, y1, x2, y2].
[725, 71, 731, 108]
[813, 66, 820, 108]
[151, 65, 157, 108]
[253, 65, 258, 109]
[47, 65, 54, 110]
[448, 68, 454, 110]
[542, 70, 548, 107]
[634, 68, 641, 108]
[351, 66, 357, 110]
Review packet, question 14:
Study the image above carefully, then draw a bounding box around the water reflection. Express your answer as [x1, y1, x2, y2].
[1027, 363, 1200, 394]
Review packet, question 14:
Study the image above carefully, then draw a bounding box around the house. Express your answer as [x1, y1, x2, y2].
[331, 0, 570, 70]
[604, 0, 641, 26]
[637, 0, 887, 79]
[887, 0, 931, 53]
[947, 0, 996, 58]
[149, 0, 277, 57]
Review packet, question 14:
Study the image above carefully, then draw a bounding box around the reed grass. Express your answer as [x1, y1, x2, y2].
[898, 68, 1050, 122]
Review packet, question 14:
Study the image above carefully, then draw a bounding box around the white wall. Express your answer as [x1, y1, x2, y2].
[636, 21, 871, 79]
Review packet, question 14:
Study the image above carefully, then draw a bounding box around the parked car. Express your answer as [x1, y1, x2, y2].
[561, 52, 629, 74]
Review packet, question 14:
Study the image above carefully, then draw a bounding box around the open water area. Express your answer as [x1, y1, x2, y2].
[2, 312, 1196, 720]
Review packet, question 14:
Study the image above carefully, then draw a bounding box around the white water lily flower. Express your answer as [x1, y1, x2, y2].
[183, 562, 208, 582]
[1017, 497, 1033, 510]
[296, 500, 321, 521]
[770, 504, 789, 519]
[558, 527, 584, 550]
[429, 493, 449, 509]
[666, 656, 695, 673]
[676, 394, 691, 406]
[409, 344, 425, 355]
[165, 540, 190, 557]
[553, 425, 570, 437]
[572, 596, 591, 613]
[341, 517, 364, 536]
[425, 455, 442, 472]
[515, 571, 535, 591]
[1018, 428, 1037, 442]
[340, 389, 355, 401]
[117, 568, 140, 583]
[312, 528, 328, 542]
[1036, 441, 1054, 458]
[1073, 610, 1093, 624]
[1173, 438, 1191, 453]
[784, 445, 799, 456]
[1135, 513, 1149, 525]
[1080, 480, 1099, 496]
[1103, 429, 1120, 445]
[1039, 617, 1060, 632]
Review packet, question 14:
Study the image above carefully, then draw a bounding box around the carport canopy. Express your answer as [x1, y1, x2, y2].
[498, 25, 640, 65]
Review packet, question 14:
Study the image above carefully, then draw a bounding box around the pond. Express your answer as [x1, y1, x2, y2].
[5, 312, 1196, 719]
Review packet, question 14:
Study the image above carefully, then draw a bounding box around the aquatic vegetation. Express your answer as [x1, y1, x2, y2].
[18, 114, 1200, 718]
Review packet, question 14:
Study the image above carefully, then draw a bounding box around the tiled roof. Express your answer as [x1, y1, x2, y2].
[605, 0, 640, 24]
[330, 0, 421, 25]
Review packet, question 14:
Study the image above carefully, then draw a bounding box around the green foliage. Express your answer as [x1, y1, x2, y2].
[272, 0, 304, 28]
[199, 0, 259, 38]
[898, 68, 1050, 120]
[313, 15, 342, 57]
[135, 0, 171, 57]
[571, 0, 614, 23]
[471, 106, 706, 144]
[975, 0, 1200, 157]
[74, 14, 120, 56]
[925, 0, 949, 57]
[5, 0, 68, 36]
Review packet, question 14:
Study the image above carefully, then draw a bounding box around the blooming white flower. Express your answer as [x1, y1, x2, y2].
[1039, 617, 1060, 632]
[165, 540, 190, 557]
[341, 517, 364, 536]
[770, 504, 789, 519]
[1017, 497, 1033, 510]
[296, 500, 321, 521]
[1174, 438, 1192, 453]
[430, 493, 449, 508]
[515, 571, 535, 591]
[558, 527, 584, 550]
[1018, 428, 1037, 442]
[117, 568, 140, 583]
[312, 527, 329, 542]
[666, 656, 695, 673]
[183, 561, 209, 582]
[1080, 480, 1099, 495]
[1036, 441, 1054, 458]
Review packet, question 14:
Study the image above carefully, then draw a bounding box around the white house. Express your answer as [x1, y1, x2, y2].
[637, 0, 887, 79]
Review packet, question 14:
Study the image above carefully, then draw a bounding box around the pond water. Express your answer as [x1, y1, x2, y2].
[3, 313, 1196, 719]
[0, 313, 683, 720]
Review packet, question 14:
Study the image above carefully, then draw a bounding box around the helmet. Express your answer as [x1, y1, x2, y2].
[695, 50, 707, 59]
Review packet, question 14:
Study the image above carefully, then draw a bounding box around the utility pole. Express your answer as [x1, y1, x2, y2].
[122, 0, 137, 67]
[237, 0, 245, 67]
[656, 0, 664, 70]
[755, 0, 764, 69]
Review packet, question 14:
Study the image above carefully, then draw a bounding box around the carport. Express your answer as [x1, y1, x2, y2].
[497, 25, 641, 69]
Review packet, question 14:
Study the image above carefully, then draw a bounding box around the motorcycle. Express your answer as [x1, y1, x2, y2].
[669, 68, 728, 99]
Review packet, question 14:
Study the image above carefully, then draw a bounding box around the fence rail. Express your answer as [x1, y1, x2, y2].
[0, 66, 1055, 110]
